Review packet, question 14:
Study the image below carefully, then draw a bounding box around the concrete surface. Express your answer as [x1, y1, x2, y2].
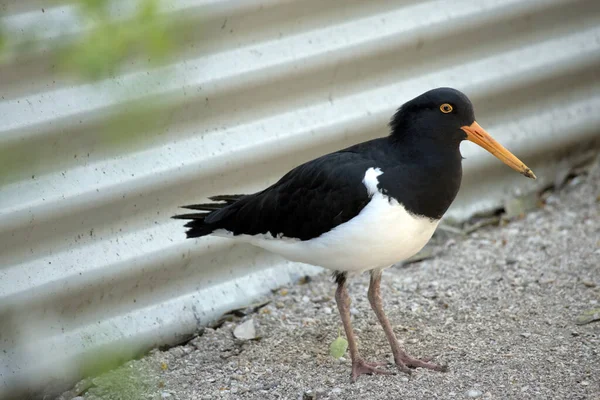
[60, 164, 599, 400]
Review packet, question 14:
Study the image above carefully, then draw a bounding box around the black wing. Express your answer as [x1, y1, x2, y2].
[173, 146, 381, 240]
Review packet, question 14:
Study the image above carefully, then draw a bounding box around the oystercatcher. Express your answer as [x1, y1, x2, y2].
[173, 87, 535, 380]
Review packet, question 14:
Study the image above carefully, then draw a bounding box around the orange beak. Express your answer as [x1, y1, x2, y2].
[461, 121, 536, 179]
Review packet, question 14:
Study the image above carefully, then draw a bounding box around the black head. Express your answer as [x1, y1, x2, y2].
[389, 87, 536, 179]
[390, 87, 475, 147]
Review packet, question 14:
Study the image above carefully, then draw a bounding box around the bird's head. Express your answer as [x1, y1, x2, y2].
[390, 87, 536, 179]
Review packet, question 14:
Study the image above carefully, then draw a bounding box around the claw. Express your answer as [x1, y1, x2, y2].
[351, 359, 395, 382]
[395, 353, 447, 373]
[395, 360, 413, 375]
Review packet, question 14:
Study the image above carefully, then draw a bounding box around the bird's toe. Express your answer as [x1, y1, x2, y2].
[350, 359, 395, 382]
[395, 353, 447, 372]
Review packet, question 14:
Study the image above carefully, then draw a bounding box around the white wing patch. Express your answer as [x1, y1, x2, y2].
[362, 167, 383, 196]
[214, 167, 439, 272]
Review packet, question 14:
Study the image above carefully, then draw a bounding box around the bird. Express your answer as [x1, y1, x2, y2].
[173, 87, 536, 381]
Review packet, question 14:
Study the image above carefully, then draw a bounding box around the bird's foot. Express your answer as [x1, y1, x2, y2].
[351, 359, 394, 382]
[394, 353, 448, 374]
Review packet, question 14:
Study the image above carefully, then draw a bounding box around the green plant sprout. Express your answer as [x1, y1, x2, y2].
[329, 327, 348, 359]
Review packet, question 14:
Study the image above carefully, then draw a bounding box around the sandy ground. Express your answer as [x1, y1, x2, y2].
[60, 165, 599, 400]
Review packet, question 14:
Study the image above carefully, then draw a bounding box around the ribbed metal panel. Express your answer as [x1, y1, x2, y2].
[1, 0, 599, 398]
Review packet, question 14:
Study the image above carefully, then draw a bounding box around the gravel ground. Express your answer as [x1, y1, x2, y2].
[61, 165, 599, 400]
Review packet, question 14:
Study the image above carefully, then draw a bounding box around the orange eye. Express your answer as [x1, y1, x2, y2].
[440, 103, 453, 113]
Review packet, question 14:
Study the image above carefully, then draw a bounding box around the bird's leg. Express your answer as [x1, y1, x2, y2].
[334, 273, 393, 381]
[368, 270, 447, 374]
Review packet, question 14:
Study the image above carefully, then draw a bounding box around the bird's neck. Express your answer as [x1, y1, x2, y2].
[382, 137, 463, 220]
[389, 134, 462, 168]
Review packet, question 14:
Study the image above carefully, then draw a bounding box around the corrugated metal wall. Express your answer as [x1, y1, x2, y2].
[1, 0, 599, 398]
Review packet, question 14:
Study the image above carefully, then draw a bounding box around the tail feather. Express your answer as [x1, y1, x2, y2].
[171, 212, 208, 220]
[180, 203, 226, 211]
[208, 194, 245, 203]
[173, 194, 245, 239]
[184, 220, 199, 228]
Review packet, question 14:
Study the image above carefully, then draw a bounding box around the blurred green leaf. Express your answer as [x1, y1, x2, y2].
[0, 28, 5, 55]
[0, 0, 186, 182]
[58, 0, 174, 80]
[575, 308, 600, 325]
[78, 0, 111, 17]
[137, 0, 159, 21]
[1, 0, 180, 80]
[329, 334, 348, 359]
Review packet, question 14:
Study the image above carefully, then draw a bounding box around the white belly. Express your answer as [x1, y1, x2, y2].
[214, 168, 439, 272]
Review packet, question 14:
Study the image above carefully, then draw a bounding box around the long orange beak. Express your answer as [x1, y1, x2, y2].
[461, 121, 536, 179]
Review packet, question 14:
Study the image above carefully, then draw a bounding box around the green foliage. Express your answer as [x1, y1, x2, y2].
[74, 341, 153, 399]
[0, 0, 185, 183]
[0, 0, 176, 80]
[78, 0, 112, 15]
[62, 0, 173, 80]
[0, 26, 5, 55]
[329, 328, 348, 359]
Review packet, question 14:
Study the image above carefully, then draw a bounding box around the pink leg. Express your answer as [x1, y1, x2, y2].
[368, 270, 447, 374]
[335, 274, 394, 381]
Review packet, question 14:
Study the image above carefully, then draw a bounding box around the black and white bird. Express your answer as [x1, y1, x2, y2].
[173, 87, 535, 380]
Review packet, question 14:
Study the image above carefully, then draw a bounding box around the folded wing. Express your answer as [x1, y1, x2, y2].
[173, 151, 377, 241]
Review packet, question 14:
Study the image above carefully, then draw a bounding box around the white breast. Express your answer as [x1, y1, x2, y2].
[214, 167, 439, 272]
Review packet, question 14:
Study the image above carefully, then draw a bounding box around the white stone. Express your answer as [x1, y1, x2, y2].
[233, 319, 256, 340]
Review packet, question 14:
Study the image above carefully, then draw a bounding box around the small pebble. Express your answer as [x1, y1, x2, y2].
[262, 381, 279, 390]
[520, 332, 531, 338]
[569, 176, 584, 186]
[580, 380, 589, 386]
[169, 347, 186, 358]
[323, 306, 333, 314]
[467, 389, 483, 398]
[350, 308, 359, 315]
[302, 296, 310, 303]
[234, 319, 257, 340]
[303, 390, 316, 400]
[331, 387, 342, 394]
[161, 392, 173, 399]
